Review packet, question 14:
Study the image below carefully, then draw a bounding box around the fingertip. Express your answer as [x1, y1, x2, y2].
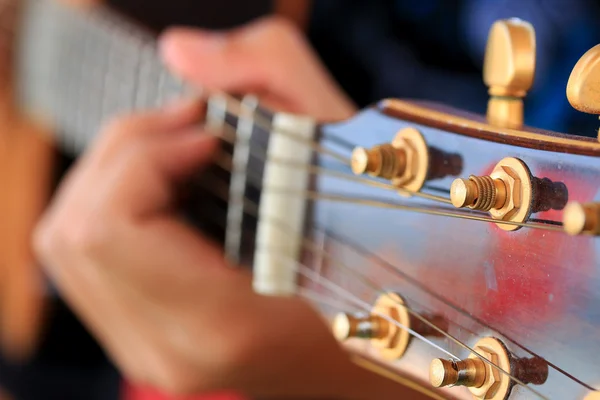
[162, 131, 219, 179]
[159, 28, 226, 77]
[162, 97, 204, 119]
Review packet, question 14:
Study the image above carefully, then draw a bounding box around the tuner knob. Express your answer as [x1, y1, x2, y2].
[430, 337, 548, 400]
[332, 292, 447, 360]
[567, 45, 600, 139]
[563, 202, 600, 236]
[484, 19, 536, 129]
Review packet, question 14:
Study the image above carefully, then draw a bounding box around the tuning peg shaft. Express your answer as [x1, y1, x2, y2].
[332, 292, 447, 360]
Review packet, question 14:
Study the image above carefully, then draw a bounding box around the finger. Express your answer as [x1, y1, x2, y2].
[159, 26, 270, 94]
[58, 0, 103, 8]
[100, 98, 204, 144]
[102, 130, 217, 217]
[159, 19, 356, 120]
[88, 98, 204, 163]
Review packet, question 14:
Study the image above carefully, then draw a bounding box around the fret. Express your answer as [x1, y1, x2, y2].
[225, 94, 259, 264]
[206, 94, 229, 132]
[134, 45, 162, 110]
[15, 0, 318, 284]
[16, 0, 188, 152]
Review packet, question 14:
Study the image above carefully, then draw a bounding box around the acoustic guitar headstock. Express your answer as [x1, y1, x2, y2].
[311, 17, 600, 400]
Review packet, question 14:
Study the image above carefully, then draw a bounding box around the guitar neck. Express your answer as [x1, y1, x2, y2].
[16, 0, 318, 295]
[17, 0, 190, 153]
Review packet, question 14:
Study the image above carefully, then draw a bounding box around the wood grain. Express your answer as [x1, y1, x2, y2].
[381, 99, 600, 157]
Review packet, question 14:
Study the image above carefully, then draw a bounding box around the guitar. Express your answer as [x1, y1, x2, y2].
[9, 0, 600, 399]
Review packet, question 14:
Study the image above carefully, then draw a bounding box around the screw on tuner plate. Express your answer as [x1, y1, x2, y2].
[567, 44, 600, 140]
[351, 127, 462, 193]
[450, 157, 568, 231]
[331, 292, 447, 360]
[484, 19, 536, 129]
[429, 337, 548, 400]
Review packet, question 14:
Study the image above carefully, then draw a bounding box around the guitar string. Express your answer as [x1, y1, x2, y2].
[15, 3, 563, 396]
[199, 124, 554, 396]
[215, 127, 453, 204]
[208, 124, 563, 233]
[190, 128, 549, 397]
[196, 174, 549, 400]
[33, 0, 563, 232]
[200, 171, 557, 376]
[298, 288, 450, 400]
[290, 258, 460, 360]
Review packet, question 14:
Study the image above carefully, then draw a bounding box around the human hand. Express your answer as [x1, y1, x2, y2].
[33, 99, 395, 399]
[159, 16, 357, 122]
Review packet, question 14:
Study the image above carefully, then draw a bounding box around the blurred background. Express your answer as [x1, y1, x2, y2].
[2, 0, 600, 399]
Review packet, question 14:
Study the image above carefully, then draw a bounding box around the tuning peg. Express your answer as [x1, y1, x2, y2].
[430, 337, 547, 399]
[567, 45, 600, 139]
[483, 19, 536, 129]
[332, 292, 447, 360]
[450, 157, 568, 231]
[351, 127, 462, 193]
[563, 202, 600, 236]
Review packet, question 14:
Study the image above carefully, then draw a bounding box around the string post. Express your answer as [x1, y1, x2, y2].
[332, 313, 389, 341]
[429, 337, 548, 399]
[450, 157, 535, 232]
[431, 338, 505, 399]
[451, 175, 506, 211]
[332, 292, 448, 361]
[352, 127, 462, 194]
[351, 144, 407, 180]
[563, 202, 600, 236]
[429, 358, 487, 388]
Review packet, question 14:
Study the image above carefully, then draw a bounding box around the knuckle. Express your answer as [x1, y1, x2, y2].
[33, 218, 60, 262]
[67, 218, 110, 256]
[101, 111, 157, 143]
[102, 114, 140, 137]
[35, 212, 110, 262]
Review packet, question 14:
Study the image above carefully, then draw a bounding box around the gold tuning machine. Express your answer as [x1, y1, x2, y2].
[563, 202, 600, 236]
[429, 337, 548, 400]
[351, 127, 462, 193]
[450, 157, 567, 231]
[484, 19, 536, 129]
[567, 45, 600, 140]
[332, 292, 447, 360]
[585, 392, 600, 400]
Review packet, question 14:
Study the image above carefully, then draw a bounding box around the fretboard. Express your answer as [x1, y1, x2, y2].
[14, 0, 318, 291]
[16, 0, 191, 153]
